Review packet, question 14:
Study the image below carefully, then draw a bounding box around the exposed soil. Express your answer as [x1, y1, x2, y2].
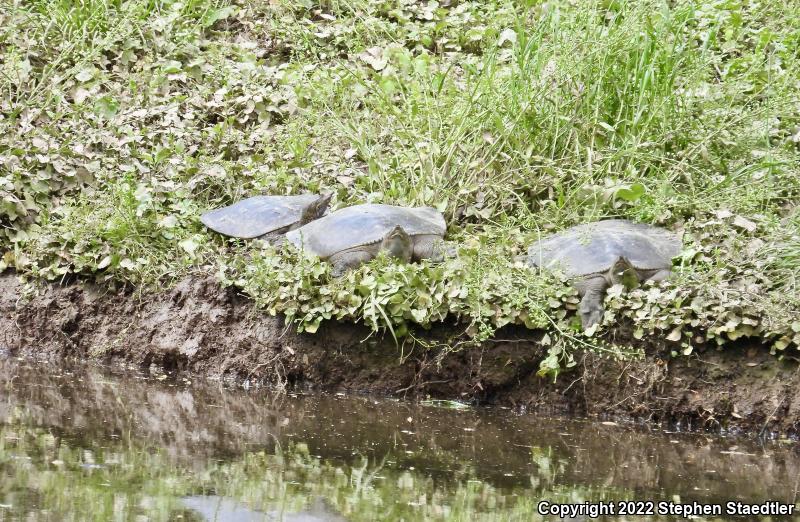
[2, 271, 799, 437]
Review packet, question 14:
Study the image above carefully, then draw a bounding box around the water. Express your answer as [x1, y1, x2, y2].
[1, 359, 799, 521]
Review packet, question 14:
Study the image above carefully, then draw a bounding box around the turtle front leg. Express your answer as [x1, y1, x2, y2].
[574, 276, 609, 329]
[412, 235, 452, 262]
[328, 251, 374, 277]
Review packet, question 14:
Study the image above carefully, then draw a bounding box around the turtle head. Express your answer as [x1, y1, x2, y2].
[577, 276, 608, 329]
[299, 193, 332, 225]
[609, 256, 639, 289]
[380, 225, 413, 262]
[578, 300, 604, 329]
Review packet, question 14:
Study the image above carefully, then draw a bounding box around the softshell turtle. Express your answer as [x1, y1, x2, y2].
[285, 203, 447, 275]
[524, 219, 682, 328]
[201, 193, 331, 241]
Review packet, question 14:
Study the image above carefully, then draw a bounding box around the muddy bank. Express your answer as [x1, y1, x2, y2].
[1, 272, 799, 436]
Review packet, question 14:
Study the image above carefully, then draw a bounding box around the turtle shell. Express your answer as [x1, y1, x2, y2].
[526, 219, 681, 276]
[201, 194, 321, 239]
[285, 204, 446, 259]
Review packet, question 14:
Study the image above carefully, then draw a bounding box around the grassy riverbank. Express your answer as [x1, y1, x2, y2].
[2, 0, 799, 372]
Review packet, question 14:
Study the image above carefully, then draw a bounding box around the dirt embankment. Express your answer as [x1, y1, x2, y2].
[1, 272, 799, 436]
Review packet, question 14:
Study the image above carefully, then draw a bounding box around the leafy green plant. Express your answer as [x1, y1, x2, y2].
[2, 0, 800, 375]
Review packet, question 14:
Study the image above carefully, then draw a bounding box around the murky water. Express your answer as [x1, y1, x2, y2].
[1, 359, 799, 521]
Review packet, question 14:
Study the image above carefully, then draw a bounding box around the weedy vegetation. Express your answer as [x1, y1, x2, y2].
[1, 0, 799, 374]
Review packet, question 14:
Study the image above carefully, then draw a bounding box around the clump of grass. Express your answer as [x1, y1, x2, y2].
[220, 237, 567, 338]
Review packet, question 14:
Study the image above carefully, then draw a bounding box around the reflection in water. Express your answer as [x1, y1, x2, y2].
[182, 496, 272, 522]
[0, 359, 799, 520]
[181, 496, 347, 522]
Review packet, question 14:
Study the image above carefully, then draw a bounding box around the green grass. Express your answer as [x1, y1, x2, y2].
[1, 0, 799, 372]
